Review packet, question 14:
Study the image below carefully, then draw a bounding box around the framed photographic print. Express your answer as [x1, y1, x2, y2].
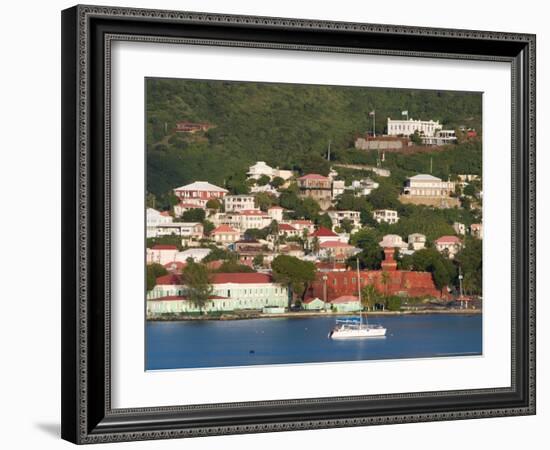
[61, 4, 536, 444]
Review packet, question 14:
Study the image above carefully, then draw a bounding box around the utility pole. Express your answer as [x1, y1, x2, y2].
[458, 266, 464, 309]
[327, 140, 331, 161]
[322, 274, 328, 312]
[369, 110, 376, 137]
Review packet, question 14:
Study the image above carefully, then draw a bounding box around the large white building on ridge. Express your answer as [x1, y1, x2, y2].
[387, 118, 442, 137]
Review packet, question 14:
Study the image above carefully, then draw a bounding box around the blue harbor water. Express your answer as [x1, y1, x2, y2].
[145, 314, 482, 370]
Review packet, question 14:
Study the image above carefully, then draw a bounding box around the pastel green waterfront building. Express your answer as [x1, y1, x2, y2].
[302, 295, 361, 312]
[329, 295, 362, 312]
[302, 297, 327, 311]
[147, 272, 289, 315]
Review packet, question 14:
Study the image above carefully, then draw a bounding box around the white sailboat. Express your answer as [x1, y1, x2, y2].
[329, 258, 387, 339]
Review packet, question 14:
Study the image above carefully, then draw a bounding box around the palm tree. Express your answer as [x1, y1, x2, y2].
[361, 284, 379, 311]
[311, 236, 320, 255]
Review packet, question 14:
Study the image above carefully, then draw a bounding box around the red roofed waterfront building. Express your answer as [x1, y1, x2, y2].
[147, 272, 289, 315]
[308, 247, 441, 301]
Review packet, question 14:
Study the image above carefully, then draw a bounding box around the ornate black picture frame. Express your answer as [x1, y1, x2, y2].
[61, 4, 536, 444]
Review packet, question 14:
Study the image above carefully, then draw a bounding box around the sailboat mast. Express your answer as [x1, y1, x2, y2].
[356, 257, 364, 325]
[356, 257, 361, 301]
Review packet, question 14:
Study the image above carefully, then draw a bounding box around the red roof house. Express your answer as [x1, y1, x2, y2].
[211, 272, 272, 284]
[211, 225, 240, 244]
[434, 236, 463, 259]
[310, 227, 337, 238]
[151, 244, 178, 250]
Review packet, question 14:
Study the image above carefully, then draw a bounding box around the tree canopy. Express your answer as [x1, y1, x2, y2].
[180, 261, 212, 313]
[271, 255, 316, 304]
[146, 263, 167, 291]
[146, 78, 481, 199]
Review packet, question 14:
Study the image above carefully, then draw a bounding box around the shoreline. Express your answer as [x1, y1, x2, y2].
[147, 308, 482, 322]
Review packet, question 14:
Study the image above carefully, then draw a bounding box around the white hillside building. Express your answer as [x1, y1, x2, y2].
[408, 233, 427, 251]
[146, 222, 203, 242]
[146, 208, 173, 226]
[247, 161, 293, 181]
[403, 174, 455, 197]
[387, 118, 442, 137]
[373, 209, 399, 224]
[347, 178, 379, 196]
[223, 195, 256, 212]
[327, 210, 361, 231]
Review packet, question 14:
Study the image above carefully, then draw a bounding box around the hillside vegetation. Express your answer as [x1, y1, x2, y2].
[146, 78, 482, 198]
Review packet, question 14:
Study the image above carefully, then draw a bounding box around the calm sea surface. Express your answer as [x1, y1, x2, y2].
[145, 314, 482, 370]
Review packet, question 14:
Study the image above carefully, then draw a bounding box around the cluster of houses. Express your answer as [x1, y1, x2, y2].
[146, 159, 482, 317]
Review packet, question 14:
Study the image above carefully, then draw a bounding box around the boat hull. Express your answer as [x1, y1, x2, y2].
[330, 327, 387, 339]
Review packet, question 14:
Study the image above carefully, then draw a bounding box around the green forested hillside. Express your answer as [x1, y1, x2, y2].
[146, 78, 482, 198]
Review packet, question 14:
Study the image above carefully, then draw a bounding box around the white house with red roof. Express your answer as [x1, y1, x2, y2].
[434, 235, 463, 259]
[211, 210, 271, 232]
[238, 209, 272, 230]
[146, 244, 179, 265]
[211, 224, 240, 245]
[173, 181, 228, 208]
[277, 223, 300, 238]
[147, 272, 289, 315]
[289, 219, 315, 235]
[308, 227, 347, 245]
